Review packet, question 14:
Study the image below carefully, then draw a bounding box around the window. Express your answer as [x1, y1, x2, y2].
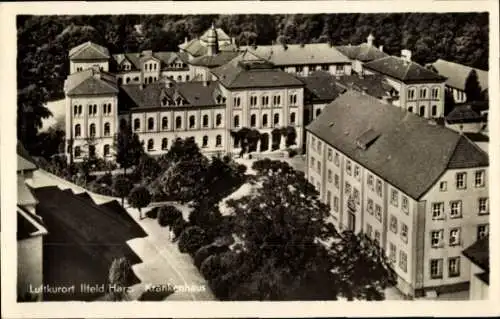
[78, 105, 82, 115]
[134, 118, 140, 131]
[366, 224, 373, 238]
[310, 157, 315, 169]
[162, 117, 168, 130]
[215, 114, 222, 127]
[327, 149, 333, 162]
[419, 87, 428, 99]
[175, 116, 182, 129]
[456, 172, 466, 189]
[367, 174, 374, 190]
[233, 97, 241, 107]
[346, 160, 352, 175]
[336, 65, 344, 75]
[353, 188, 360, 204]
[203, 115, 209, 128]
[389, 243, 397, 263]
[296, 66, 304, 74]
[216, 135, 222, 147]
[333, 196, 339, 212]
[407, 88, 416, 100]
[327, 169, 333, 183]
[148, 117, 154, 131]
[431, 87, 440, 99]
[402, 196, 409, 213]
[89, 124, 96, 137]
[334, 174, 339, 189]
[431, 105, 437, 117]
[274, 113, 280, 125]
[374, 230, 381, 243]
[448, 257, 460, 277]
[399, 251, 408, 272]
[408, 106, 413, 113]
[104, 122, 110, 136]
[475, 170, 485, 187]
[316, 109, 322, 117]
[89, 145, 96, 158]
[316, 161, 321, 174]
[419, 106, 425, 117]
[261, 96, 269, 107]
[439, 181, 447, 192]
[186, 75, 190, 81]
[103, 144, 110, 157]
[430, 259, 443, 279]
[376, 180, 382, 197]
[354, 165, 360, 180]
[316, 140, 322, 154]
[449, 228, 461, 246]
[326, 191, 332, 208]
[375, 205, 382, 221]
[189, 115, 195, 129]
[233, 115, 240, 128]
[162, 138, 168, 150]
[250, 96, 257, 107]
[390, 215, 398, 233]
[289, 94, 297, 105]
[290, 112, 296, 125]
[334, 153, 340, 166]
[477, 224, 489, 240]
[202, 135, 208, 148]
[250, 114, 256, 127]
[74, 146, 81, 158]
[478, 198, 489, 215]
[273, 95, 281, 106]
[367, 199, 374, 214]
[74, 124, 81, 137]
[432, 202, 444, 219]
[391, 189, 399, 207]
[345, 182, 351, 194]
[321, 64, 329, 71]
[147, 139, 154, 151]
[262, 114, 268, 127]
[400, 223, 408, 243]
[450, 201, 462, 218]
[431, 230, 444, 248]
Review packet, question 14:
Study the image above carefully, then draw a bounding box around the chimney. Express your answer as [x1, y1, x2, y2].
[184, 37, 188, 44]
[379, 45, 384, 52]
[401, 49, 412, 62]
[142, 50, 153, 57]
[367, 33, 375, 46]
[231, 37, 236, 45]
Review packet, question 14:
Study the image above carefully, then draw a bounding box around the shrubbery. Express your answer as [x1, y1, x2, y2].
[178, 226, 207, 255]
[145, 207, 159, 219]
[157, 205, 183, 227]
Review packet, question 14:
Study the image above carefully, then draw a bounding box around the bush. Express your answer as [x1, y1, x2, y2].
[200, 254, 222, 280]
[157, 205, 183, 227]
[145, 207, 159, 219]
[178, 226, 207, 255]
[194, 244, 229, 269]
[172, 217, 188, 239]
[96, 172, 113, 186]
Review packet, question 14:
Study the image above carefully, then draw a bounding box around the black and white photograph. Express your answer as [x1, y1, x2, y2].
[2, 0, 499, 318]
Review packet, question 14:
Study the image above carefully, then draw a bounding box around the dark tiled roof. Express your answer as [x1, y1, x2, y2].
[336, 43, 388, 62]
[189, 51, 240, 68]
[364, 56, 447, 83]
[463, 236, 489, 271]
[446, 104, 486, 124]
[299, 71, 346, 103]
[180, 39, 238, 58]
[200, 27, 231, 42]
[112, 51, 188, 71]
[306, 90, 489, 199]
[211, 52, 304, 89]
[66, 68, 119, 96]
[431, 59, 488, 91]
[121, 79, 223, 109]
[69, 41, 110, 61]
[464, 132, 489, 143]
[334, 74, 393, 99]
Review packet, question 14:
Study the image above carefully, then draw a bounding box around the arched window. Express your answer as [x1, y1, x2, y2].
[103, 144, 110, 156]
[93, 104, 97, 115]
[262, 114, 268, 127]
[107, 103, 112, 114]
[126, 77, 131, 84]
[148, 117, 154, 131]
[419, 87, 428, 99]
[274, 113, 280, 125]
[177, 75, 182, 81]
[186, 75, 190, 81]
[89, 124, 96, 137]
[234, 115, 240, 128]
[73, 105, 78, 116]
[75, 124, 81, 137]
[162, 138, 168, 150]
[203, 115, 209, 127]
[189, 115, 196, 128]
[162, 117, 168, 130]
[431, 87, 440, 99]
[419, 106, 426, 117]
[407, 87, 416, 100]
[176, 97, 183, 106]
[290, 112, 296, 124]
[262, 96, 269, 107]
[216, 114, 222, 126]
[431, 105, 437, 117]
[78, 105, 82, 115]
[408, 106, 413, 113]
[74, 146, 81, 158]
[88, 104, 93, 115]
[147, 139, 154, 151]
[104, 122, 110, 136]
[216, 135, 222, 147]
[250, 114, 256, 127]
[89, 145, 96, 157]
[134, 118, 140, 131]
[202, 135, 208, 148]
[176, 116, 182, 129]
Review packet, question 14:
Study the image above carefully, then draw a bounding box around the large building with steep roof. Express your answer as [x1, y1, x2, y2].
[306, 90, 489, 298]
[336, 33, 388, 73]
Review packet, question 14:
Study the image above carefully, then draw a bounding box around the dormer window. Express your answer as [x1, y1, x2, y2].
[162, 97, 169, 106]
[176, 97, 183, 106]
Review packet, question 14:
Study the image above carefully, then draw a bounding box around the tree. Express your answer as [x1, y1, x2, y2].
[133, 153, 161, 182]
[464, 69, 482, 102]
[106, 257, 132, 301]
[127, 186, 151, 220]
[157, 205, 183, 227]
[114, 124, 144, 176]
[178, 226, 207, 255]
[112, 175, 133, 206]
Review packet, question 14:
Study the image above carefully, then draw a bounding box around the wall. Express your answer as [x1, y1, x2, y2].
[17, 236, 44, 300]
[468, 263, 489, 300]
[116, 71, 142, 85]
[70, 60, 109, 74]
[141, 57, 161, 84]
[161, 70, 192, 82]
[445, 122, 485, 134]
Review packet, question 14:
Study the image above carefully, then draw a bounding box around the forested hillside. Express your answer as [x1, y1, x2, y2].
[17, 13, 489, 150]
